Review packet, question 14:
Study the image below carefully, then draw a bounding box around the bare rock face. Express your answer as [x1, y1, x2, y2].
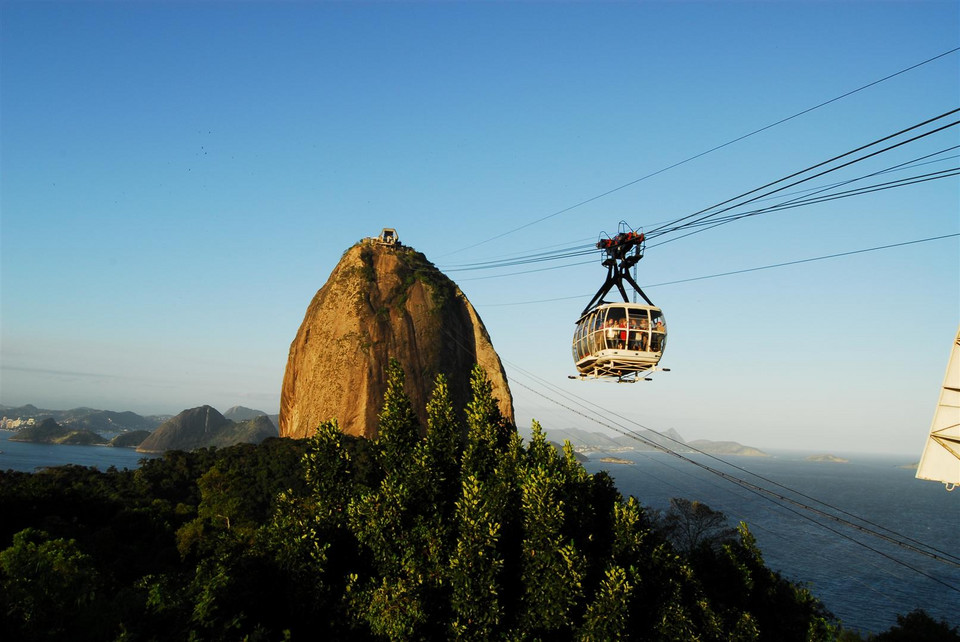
[280, 241, 514, 439]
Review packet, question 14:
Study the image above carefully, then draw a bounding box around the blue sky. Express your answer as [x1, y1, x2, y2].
[2, 1, 957, 455]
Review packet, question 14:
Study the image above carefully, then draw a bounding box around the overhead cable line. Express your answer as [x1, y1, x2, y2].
[448, 305, 960, 570]
[440, 236, 599, 269]
[744, 146, 959, 206]
[439, 47, 960, 258]
[504, 367, 960, 589]
[652, 145, 960, 237]
[450, 164, 958, 279]
[433, 316, 960, 592]
[647, 167, 959, 248]
[507, 376, 960, 592]
[507, 362, 960, 567]
[441, 123, 958, 276]
[645, 108, 960, 239]
[647, 233, 960, 287]
[441, 244, 596, 271]
[475, 233, 959, 301]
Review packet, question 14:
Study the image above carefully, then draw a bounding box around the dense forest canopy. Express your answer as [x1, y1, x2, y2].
[2, 362, 957, 641]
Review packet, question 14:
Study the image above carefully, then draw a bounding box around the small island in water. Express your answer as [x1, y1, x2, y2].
[597, 456, 634, 465]
[805, 454, 849, 463]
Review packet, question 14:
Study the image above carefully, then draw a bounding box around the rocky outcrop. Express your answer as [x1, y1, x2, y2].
[280, 241, 514, 440]
[136, 406, 278, 453]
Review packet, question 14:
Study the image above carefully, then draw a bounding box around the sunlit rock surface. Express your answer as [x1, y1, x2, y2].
[280, 241, 514, 440]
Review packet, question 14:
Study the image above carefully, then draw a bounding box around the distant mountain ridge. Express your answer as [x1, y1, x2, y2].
[1, 404, 280, 433]
[526, 426, 768, 457]
[2, 404, 279, 452]
[0, 405, 167, 433]
[136, 406, 278, 454]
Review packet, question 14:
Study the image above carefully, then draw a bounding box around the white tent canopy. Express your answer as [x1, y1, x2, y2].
[916, 325, 960, 491]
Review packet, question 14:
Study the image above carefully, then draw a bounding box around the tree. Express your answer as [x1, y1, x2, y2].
[377, 359, 420, 471]
[347, 367, 457, 640]
[517, 461, 585, 634]
[0, 528, 103, 641]
[576, 564, 634, 642]
[696, 522, 836, 642]
[873, 609, 960, 642]
[423, 373, 462, 498]
[662, 497, 737, 553]
[448, 474, 505, 640]
[462, 365, 512, 481]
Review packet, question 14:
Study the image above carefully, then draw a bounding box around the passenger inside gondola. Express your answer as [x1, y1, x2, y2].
[650, 311, 665, 351]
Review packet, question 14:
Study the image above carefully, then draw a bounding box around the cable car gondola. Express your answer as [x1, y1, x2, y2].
[572, 223, 668, 382]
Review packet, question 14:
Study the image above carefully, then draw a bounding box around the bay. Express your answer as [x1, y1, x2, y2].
[0, 430, 158, 472]
[583, 450, 960, 635]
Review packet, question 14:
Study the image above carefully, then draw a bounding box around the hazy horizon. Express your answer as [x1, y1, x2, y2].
[0, 398, 935, 459]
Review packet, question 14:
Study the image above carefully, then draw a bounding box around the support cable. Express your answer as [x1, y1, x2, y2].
[504, 370, 960, 592]
[440, 134, 959, 276]
[438, 48, 960, 258]
[467, 233, 959, 290]
[508, 361, 960, 567]
[645, 111, 960, 239]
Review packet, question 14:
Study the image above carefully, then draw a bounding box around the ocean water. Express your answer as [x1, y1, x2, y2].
[1, 431, 956, 634]
[0, 430, 158, 472]
[583, 450, 960, 635]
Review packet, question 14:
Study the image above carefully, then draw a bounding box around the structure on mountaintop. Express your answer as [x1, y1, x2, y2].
[280, 230, 514, 439]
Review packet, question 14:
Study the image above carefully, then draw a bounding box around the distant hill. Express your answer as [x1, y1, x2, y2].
[687, 440, 769, 457]
[58, 408, 161, 432]
[526, 426, 767, 457]
[210, 415, 277, 448]
[1, 403, 41, 415]
[805, 454, 849, 463]
[534, 426, 689, 453]
[9, 418, 107, 445]
[137, 406, 279, 454]
[223, 406, 267, 421]
[223, 407, 279, 430]
[108, 430, 152, 448]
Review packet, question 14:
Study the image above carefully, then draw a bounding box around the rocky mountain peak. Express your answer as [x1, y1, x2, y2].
[280, 239, 514, 439]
